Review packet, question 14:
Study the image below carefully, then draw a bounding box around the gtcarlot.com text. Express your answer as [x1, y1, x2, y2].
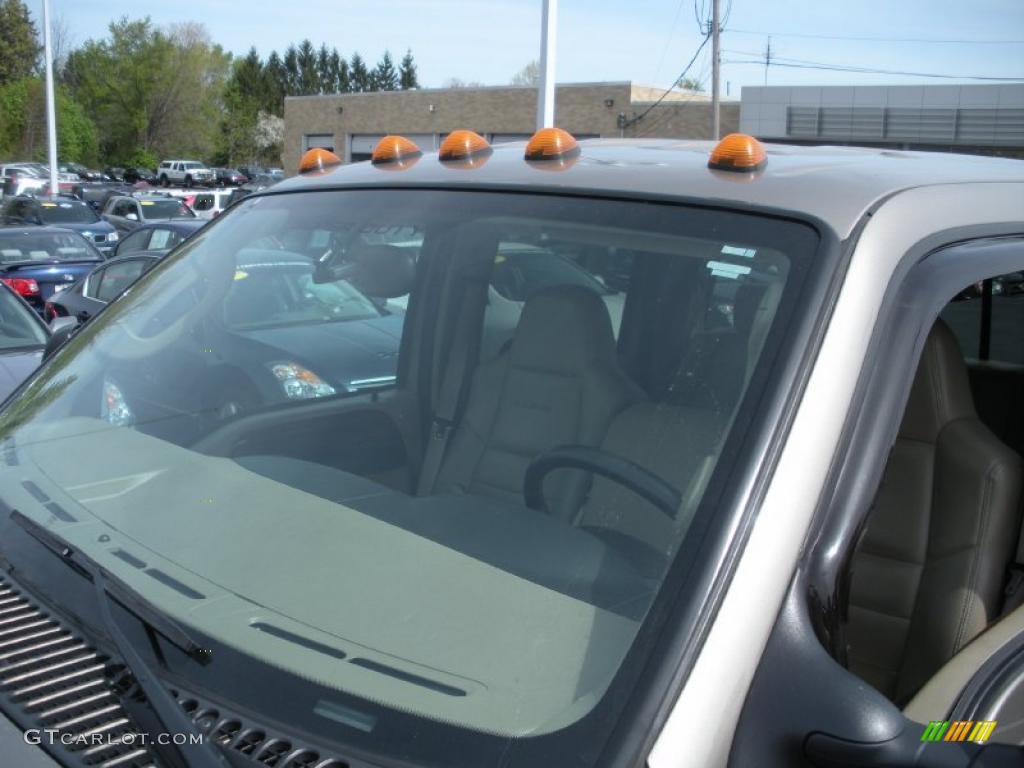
[24, 729, 204, 747]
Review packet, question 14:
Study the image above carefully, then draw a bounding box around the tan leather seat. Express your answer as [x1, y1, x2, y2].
[847, 319, 1024, 703]
[433, 285, 643, 515]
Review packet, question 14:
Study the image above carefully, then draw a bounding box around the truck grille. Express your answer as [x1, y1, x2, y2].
[92, 234, 107, 244]
[0, 577, 158, 767]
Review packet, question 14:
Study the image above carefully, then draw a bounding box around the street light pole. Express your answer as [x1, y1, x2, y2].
[42, 0, 59, 195]
[536, 0, 557, 129]
[711, 0, 721, 139]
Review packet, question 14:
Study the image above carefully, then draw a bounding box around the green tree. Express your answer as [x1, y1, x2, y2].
[264, 51, 286, 110]
[399, 49, 418, 89]
[0, 78, 98, 164]
[282, 45, 299, 92]
[64, 17, 230, 163]
[349, 53, 369, 92]
[0, 0, 39, 85]
[676, 76, 704, 92]
[329, 49, 349, 93]
[373, 51, 398, 92]
[296, 39, 318, 95]
[316, 43, 332, 94]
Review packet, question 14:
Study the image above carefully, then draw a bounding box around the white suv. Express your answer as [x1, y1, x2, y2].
[157, 159, 214, 188]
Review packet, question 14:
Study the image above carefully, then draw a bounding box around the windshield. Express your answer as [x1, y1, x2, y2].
[0, 231, 101, 263]
[139, 199, 193, 219]
[0, 189, 816, 765]
[38, 200, 100, 224]
[0, 286, 46, 348]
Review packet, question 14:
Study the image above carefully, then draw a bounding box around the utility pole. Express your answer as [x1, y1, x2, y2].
[42, 0, 59, 196]
[711, 0, 721, 139]
[536, 0, 557, 129]
[764, 36, 772, 85]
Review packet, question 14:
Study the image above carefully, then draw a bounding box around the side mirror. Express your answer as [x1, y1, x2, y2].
[43, 318, 79, 362]
[313, 244, 415, 298]
[125, 212, 138, 221]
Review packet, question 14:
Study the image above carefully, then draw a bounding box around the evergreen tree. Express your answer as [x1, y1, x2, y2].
[372, 51, 399, 92]
[297, 39, 318, 95]
[0, 0, 40, 85]
[399, 49, 418, 89]
[282, 45, 299, 94]
[316, 43, 331, 94]
[349, 53, 369, 92]
[264, 51, 286, 111]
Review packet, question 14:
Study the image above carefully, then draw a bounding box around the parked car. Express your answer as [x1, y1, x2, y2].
[0, 134, 1022, 768]
[58, 162, 103, 182]
[0, 281, 49, 401]
[121, 167, 159, 185]
[100, 194, 195, 235]
[0, 164, 47, 199]
[110, 219, 205, 258]
[44, 253, 161, 325]
[188, 189, 234, 220]
[211, 167, 247, 186]
[156, 159, 214, 187]
[227, 173, 280, 206]
[1, 195, 119, 257]
[0, 226, 103, 313]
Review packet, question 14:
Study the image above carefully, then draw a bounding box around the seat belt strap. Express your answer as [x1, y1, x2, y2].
[416, 279, 487, 496]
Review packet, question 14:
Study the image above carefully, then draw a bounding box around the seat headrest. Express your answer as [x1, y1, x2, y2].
[510, 285, 617, 372]
[899, 319, 976, 443]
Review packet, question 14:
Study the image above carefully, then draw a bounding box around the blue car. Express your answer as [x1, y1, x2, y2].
[0, 227, 104, 314]
[1, 194, 119, 257]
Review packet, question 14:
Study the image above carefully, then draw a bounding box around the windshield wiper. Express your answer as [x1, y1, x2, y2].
[10, 511, 230, 768]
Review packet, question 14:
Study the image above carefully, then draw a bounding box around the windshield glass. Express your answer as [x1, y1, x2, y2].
[0, 231, 101, 263]
[0, 189, 816, 765]
[38, 200, 100, 224]
[139, 199, 193, 219]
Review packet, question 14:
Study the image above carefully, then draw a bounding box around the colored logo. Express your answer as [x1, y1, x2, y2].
[921, 720, 997, 743]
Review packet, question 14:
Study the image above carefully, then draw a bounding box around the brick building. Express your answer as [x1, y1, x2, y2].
[282, 82, 739, 172]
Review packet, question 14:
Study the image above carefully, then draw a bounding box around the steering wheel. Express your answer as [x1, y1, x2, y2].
[524, 445, 682, 520]
[104, 258, 233, 361]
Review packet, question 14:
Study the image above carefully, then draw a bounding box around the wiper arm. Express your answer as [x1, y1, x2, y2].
[10, 511, 230, 768]
[11, 511, 206, 661]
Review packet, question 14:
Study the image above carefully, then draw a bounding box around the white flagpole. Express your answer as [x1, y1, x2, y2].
[42, 0, 59, 195]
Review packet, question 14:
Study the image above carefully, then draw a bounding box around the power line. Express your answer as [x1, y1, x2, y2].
[625, 34, 711, 128]
[653, 0, 688, 85]
[635, 57, 712, 137]
[726, 28, 1024, 44]
[723, 57, 1024, 81]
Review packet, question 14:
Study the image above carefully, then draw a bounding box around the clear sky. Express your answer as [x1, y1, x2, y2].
[53, 0, 1024, 96]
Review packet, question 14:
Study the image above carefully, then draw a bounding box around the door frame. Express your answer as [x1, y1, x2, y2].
[729, 234, 1024, 766]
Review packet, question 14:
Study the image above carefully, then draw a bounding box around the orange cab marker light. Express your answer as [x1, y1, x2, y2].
[525, 127, 580, 162]
[299, 147, 342, 176]
[371, 135, 423, 168]
[439, 130, 493, 166]
[708, 133, 767, 172]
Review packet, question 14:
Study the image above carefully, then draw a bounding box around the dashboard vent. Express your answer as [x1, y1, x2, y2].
[0, 576, 159, 767]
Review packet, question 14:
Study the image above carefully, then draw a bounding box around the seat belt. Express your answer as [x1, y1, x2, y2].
[416, 276, 488, 496]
